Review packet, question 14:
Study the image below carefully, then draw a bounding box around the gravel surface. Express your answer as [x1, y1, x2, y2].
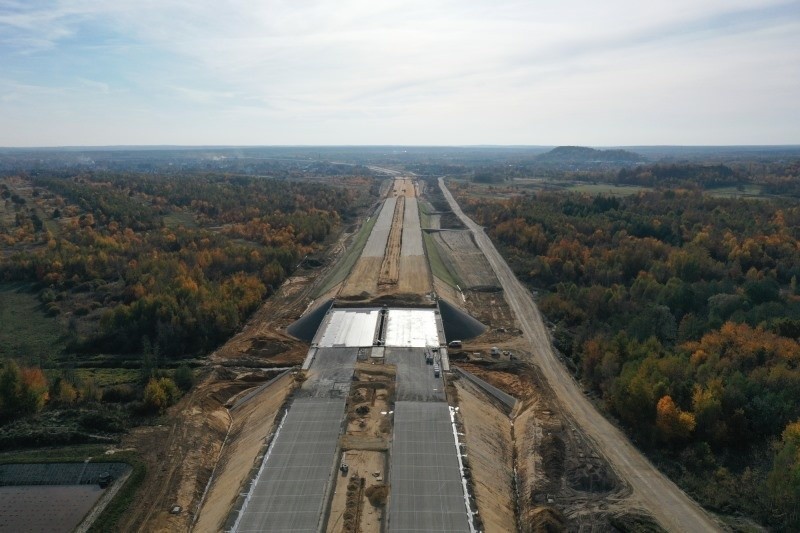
[400, 198, 424, 257]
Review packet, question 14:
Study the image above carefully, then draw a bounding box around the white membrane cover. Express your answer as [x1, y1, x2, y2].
[317, 309, 379, 347]
[384, 309, 440, 347]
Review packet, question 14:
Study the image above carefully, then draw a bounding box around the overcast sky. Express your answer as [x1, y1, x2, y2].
[1, 0, 798, 147]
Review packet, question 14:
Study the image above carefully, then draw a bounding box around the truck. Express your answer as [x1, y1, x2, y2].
[490, 346, 500, 358]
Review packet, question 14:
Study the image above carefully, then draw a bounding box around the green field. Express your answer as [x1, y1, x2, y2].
[422, 232, 461, 288]
[314, 211, 379, 297]
[0, 284, 67, 365]
[418, 200, 432, 228]
[163, 210, 198, 229]
[707, 185, 766, 198]
[565, 183, 650, 196]
[74, 368, 139, 387]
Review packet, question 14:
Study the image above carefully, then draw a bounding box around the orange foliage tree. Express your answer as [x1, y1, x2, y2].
[655, 395, 696, 444]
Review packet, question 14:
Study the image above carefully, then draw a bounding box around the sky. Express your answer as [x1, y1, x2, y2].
[1, 0, 798, 147]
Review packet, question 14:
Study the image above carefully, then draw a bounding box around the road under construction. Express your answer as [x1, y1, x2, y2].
[232, 178, 476, 532]
[195, 175, 723, 533]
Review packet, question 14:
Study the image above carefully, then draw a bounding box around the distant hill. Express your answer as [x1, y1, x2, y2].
[536, 146, 645, 165]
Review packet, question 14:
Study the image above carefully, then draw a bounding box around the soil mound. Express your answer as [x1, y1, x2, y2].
[247, 338, 290, 357]
[541, 433, 566, 482]
[566, 460, 615, 493]
[524, 506, 566, 533]
[286, 299, 334, 341]
[438, 298, 486, 341]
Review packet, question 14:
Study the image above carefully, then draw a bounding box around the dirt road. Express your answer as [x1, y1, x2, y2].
[438, 177, 722, 533]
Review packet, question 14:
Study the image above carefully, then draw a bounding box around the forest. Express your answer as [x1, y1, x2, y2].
[0, 170, 373, 445]
[454, 181, 800, 529]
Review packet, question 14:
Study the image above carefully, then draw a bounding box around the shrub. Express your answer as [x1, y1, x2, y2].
[50, 378, 78, 406]
[102, 384, 137, 403]
[365, 484, 388, 507]
[78, 410, 126, 433]
[142, 377, 180, 414]
[173, 364, 195, 391]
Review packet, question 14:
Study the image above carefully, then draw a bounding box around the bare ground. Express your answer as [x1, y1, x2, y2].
[326, 451, 387, 533]
[452, 378, 516, 533]
[326, 363, 394, 533]
[397, 256, 432, 295]
[391, 178, 416, 198]
[454, 358, 632, 532]
[433, 230, 499, 290]
[434, 276, 463, 304]
[378, 196, 404, 287]
[339, 257, 382, 299]
[118, 376, 238, 532]
[193, 372, 295, 532]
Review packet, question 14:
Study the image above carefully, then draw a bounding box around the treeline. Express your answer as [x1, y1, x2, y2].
[457, 184, 800, 528]
[458, 156, 800, 198]
[616, 164, 744, 188]
[1, 172, 371, 357]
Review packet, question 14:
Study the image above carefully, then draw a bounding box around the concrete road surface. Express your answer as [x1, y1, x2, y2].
[386, 347, 446, 402]
[388, 401, 471, 532]
[362, 197, 398, 257]
[235, 398, 346, 532]
[439, 177, 722, 533]
[400, 197, 425, 257]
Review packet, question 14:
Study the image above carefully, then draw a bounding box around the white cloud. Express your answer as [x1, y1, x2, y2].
[0, 0, 798, 144]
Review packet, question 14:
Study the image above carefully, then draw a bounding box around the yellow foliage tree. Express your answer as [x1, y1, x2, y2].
[656, 395, 696, 444]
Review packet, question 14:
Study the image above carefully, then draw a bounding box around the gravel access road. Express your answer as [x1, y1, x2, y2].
[439, 177, 722, 533]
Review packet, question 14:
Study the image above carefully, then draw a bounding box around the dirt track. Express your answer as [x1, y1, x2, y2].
[378, 196, 404, 286]
[439, 177, 722, 533]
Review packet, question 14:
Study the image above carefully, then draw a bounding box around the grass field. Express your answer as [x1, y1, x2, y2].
[418, 200, 432, 228]
[422, 232, 461, 288]
[466, 177, 777, 200]
[163, 210, 198, 229]
[457, 178, 652, 198]
[0, 283, 67, 365]
[314, 212, 379, 297]
[74, 368, 140, 387]
[707, 185, 765, 198]
[566, 183, 650, 195]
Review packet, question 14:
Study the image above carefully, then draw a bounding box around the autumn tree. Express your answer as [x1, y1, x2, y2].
[0, 361, 49, 422]
[655, 395, 696, 445]
[142, 377, 180, 414]
[50, 377, 78, 406]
